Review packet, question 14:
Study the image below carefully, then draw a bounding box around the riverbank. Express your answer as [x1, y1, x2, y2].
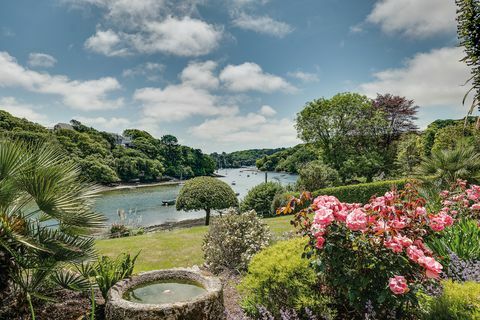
[102, 180, 183, 192]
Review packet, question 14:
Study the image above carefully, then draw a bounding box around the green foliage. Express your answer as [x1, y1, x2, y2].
[202, 210, 271, 274]
[416, 144, 480, 186]
[82, 253, 139, 300]
[239, 237, 336, 319]
[427, 219, 480, 262]
[211, 148, 286, 168]
[297, 160, 341, 191]
[176, 176, 238, 225]
[396, 133, 424, 176]
[420, 280, 480, 320]
[0, 111, 214, 185]
[313, 179, 407, 203]
[256, 144, 318, 173]
[296, 92, 390, 182]
[109, 223, 131, 238]
[240, 182, 285, 217]
[0, 139, 105, 316]
[457, 0, 480, 115]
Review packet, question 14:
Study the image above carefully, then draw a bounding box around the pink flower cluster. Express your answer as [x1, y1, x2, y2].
[439, 180, 480, 223]
[310, 188, 454, 295]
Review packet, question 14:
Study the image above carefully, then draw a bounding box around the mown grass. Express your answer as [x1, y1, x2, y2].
[95, 214, 295, 273]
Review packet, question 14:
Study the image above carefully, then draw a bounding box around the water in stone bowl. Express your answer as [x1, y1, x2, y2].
[124, 279, 207, 304]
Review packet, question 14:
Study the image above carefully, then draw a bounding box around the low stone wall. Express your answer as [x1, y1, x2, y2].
[105, 268, 225, 320]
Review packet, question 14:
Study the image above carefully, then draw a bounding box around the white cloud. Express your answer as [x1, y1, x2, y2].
[0, 51, 123, 111]
[349, 24, 364, 34]
[134, 84, 237, 122]
[122, 62, 165, 81]
[0, 96, 47, 124]
[27, 53, 57, 68]
[189, 112, 299, 149]
[232, 13, 293, 37]
[180, 60, 219, 89]
[130, 17, 223, 56]
[259, 105, 276, 116]
[287, 71, 319, 83]
[367, 0, 456, 38]
[219, 62, 296, 93]
[85, 29, 130, 57]
[85, 17, 223, 57]
[73, 116, 131, 131]
[359, 47, 472, 108]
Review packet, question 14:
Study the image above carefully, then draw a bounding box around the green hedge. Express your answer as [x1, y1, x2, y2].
[312, 179, 407, 203]
[273, 179, 408, 212]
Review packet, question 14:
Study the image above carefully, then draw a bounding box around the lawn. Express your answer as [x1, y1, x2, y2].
[95, 214, 296, 272]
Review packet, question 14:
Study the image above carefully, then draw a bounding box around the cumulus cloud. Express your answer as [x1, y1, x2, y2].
[134, 84, 237, 122]
[85, 17, 222, 57]
[180, 60, 219, 89]
[189, 111, 299, 150]
[122, 62, 165, 81]
[27, 53, 57, 68]
[73, 116, 131, 131]
[0, 96, 48, 124]
[367, 0, 456, 38]
[220, 62, 296, 93]
[0, 51, 123, 111]
[232, 13, 293, 37]
[359, 47, 472, 108]
[84, 29, 130, 57]
[259, 105, 276, 116]
[287, 71, 319, 83]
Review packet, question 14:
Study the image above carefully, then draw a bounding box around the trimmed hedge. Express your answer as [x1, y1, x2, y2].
[312, 179, 407, 203]
[273, 179, 408, 212]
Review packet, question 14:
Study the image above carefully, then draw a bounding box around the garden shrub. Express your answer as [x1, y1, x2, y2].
[109, 223, 130, 238]
[240, 182, 285, 217]
[279, 184, 463, 318]
[203, 210, 271, 274]
[420, 280, 480, 320]
[297, 160, 340, 191]
[239, 238, 336, 319]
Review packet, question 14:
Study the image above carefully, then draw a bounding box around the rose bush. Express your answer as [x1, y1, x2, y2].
[278, 183, 468, 318]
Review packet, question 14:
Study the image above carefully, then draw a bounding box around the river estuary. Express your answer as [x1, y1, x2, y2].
[94, 168, 298, 227]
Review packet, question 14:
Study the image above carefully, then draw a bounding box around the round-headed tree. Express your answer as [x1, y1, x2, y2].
[176, 176, 238, 225]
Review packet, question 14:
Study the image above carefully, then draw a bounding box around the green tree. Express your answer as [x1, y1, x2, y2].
[396, 133, 424, 176]
[457, 0, 480, 115]
[176, 177, 238, 225]
[296, 93, 389, 182]
[240, 182, 285, 217]
[0, 139, 105, 316]
[297, 160, 340, 191]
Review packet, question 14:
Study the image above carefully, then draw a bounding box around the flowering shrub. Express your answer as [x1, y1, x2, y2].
[203, 210, 271, 274]
[279, 184, 459, 317]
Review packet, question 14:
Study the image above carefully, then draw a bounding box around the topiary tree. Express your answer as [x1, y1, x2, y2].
[176, 176, 238, 225]
[240, 182, 285, 217]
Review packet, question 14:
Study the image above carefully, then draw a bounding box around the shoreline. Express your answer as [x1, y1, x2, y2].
[101, 180, 183, 192]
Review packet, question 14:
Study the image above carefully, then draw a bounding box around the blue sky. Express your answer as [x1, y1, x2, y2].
[0, 0, 474, 152]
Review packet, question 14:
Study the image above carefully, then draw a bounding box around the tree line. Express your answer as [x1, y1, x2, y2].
[0, 111, 215, 184]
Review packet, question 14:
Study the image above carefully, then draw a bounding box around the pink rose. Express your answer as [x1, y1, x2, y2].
[416, 207, 427, 216]
[346, 208, 368, 231]
[395, 235, 413, 247]
[406, 245, 424, 263]
[471, 203, 480, 211]
[334, 209, 348, 222]
[314, 208, 335, 227]
[384, 238, 403, 253]
[384, 191, 395, 202]
[390, 217, 408, 229]
[418, 256, 443, 278]
[429, 215, 446, 232]
[389, 276, 409, 295]
[315, 236, 325, 249]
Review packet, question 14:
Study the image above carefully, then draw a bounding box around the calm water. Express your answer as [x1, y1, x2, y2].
[95, 168, 298, 227]
[124, 280, 207, 304]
